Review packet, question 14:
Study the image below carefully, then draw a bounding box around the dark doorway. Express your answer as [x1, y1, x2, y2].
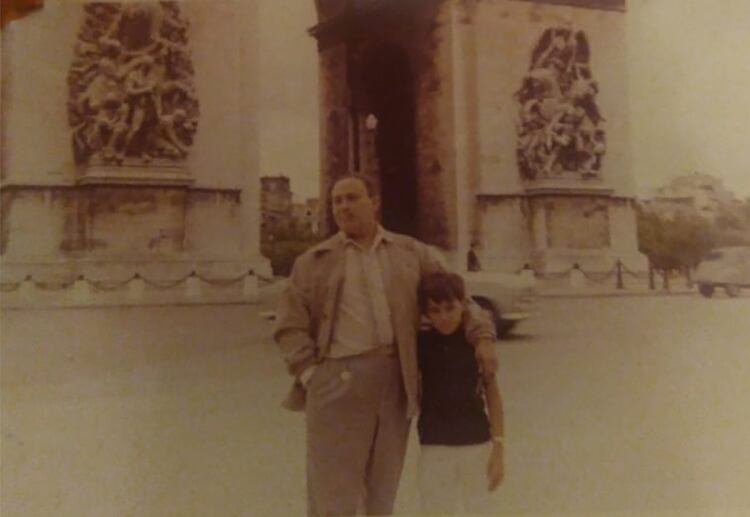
[360, 44, 418, 237]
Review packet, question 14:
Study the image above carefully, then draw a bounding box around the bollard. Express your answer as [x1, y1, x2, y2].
[243, 270, 259, 301]
[185, 271, 201, 299]
[616, 259, 624, 290]
[20, 275, 34, 302]
[569, 264, 585, 288]
[520, 264, 535, 284]
[70, 275, 92, 305]
[128, 273, 145, 302]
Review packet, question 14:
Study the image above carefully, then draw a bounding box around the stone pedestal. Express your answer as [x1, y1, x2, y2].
[78, 165, 194, 187]
[1, 0, 268, 307]
[463, 0, 646, 274]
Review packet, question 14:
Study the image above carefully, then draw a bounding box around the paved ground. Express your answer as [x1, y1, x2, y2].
[2, 290, 749, 516]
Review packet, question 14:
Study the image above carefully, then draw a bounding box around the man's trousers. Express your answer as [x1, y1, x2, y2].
[305, 353, 410, 516]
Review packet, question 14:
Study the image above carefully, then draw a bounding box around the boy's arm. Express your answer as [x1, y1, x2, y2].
[484, 373, 505, 490]
[484, 373, 504, 438]
[463, 304, 498, 375]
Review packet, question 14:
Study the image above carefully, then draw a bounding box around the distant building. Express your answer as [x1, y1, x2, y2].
[260, 176, 319, 238]
[260, 175, 293, 237]
[292, 198, 320, 235]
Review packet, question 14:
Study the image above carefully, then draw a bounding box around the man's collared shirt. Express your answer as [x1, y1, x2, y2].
[328, 226, 394, 358]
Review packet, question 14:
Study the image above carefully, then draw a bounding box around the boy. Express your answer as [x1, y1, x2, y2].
[417, 271, 505, 514]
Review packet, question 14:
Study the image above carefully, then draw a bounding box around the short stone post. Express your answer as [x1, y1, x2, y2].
[128, 273, 145, 302]
[185, 271, 201, 299]
[520, 263, 535, 283]
[243, 270, 258, 301]
[70, 275, 91, 305]
[616, 259, 624, 290]
[20, 275, 35, 302]
[569, 263, 585, 288]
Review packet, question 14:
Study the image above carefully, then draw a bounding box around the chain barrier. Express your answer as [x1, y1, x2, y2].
[0, 281, 22, 293]
[32, 278, 78, 291]
[3, 260, 665, 295]
[193, 272, 249, 287]
[579, 266, 617, 284]
[85, 275, 139, 292]
[537, 266, 576, 280]
[138, 272, 200, 290]
[619, 262, 643, 277]
[256, 272, 277, 285]
[2, 270, 266, 295]
[515, 260, 661, 289]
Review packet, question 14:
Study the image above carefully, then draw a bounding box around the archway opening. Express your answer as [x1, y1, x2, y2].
[360, 43, 418, 237]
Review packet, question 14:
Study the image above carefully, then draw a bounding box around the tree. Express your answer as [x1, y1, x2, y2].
[261, 218, 321, 277]
[713, 202, 750, 247]
[636, 206, 716, 272]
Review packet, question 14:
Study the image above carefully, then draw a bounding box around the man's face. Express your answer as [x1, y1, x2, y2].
[331, 177, 379, 239]
[425, 298, 464, 335]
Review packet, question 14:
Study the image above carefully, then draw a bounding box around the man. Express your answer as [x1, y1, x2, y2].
[274, 173, 497, 516]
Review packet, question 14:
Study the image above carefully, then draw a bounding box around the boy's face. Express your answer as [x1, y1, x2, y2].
[425, 298, 464, 335]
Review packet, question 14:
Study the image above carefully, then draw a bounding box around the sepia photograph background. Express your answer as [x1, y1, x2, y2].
[2, 0, 749, 515]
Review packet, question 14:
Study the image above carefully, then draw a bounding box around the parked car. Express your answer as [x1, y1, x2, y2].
[464, 271, 537, 337]
[694, 246, 750, 298]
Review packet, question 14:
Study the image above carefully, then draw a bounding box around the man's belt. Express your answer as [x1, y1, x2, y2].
[359, 344, 397, 358]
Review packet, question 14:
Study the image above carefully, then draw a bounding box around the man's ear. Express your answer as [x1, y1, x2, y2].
[372, 195, 381, 213]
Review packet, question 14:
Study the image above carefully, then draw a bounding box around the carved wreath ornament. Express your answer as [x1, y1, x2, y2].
[67, 2, 199, 167]
[515, 28, 606, 180]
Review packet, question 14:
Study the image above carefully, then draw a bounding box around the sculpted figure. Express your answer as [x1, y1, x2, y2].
[67, 2, 199, 166]
[515, 28, 606, 180]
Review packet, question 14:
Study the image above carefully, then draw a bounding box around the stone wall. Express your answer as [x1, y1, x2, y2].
[1, 0, 267, 304]
[475, 196, 532, 272]
[474, 0, 634, 196]
[466, 0, 644, 272]
[316, 42, 349, 234]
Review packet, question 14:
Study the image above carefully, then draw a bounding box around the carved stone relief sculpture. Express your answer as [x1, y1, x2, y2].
[515, 27, 605, 180]
[67, 2, 199, 168]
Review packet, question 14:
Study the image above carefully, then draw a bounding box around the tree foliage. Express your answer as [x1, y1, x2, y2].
[713, 201, 750, 247]
[636, 207, 717, 270]
[638, 196, 750, 273]
[261, 219, 321, 277]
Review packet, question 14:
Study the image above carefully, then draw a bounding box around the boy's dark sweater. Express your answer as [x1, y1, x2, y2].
[417, 327, 491, 446]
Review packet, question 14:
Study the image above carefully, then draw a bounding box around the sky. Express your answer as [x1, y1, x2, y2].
[258, 0, 750, 201]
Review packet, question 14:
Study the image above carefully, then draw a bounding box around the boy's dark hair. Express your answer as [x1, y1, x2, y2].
[418, 271, 466, 312]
